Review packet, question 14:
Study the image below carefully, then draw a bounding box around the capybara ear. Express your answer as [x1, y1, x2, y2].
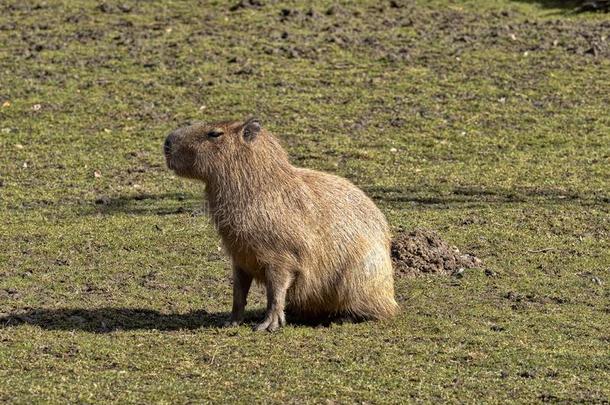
[242, 118, 261, 142]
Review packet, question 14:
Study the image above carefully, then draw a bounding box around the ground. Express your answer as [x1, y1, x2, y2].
[0, 0, 609, 403]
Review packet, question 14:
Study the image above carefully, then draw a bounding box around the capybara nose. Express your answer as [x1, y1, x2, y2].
[163, 134, 174, 156]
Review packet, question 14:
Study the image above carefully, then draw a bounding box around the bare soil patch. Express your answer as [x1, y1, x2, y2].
[391, 229, 482, 277]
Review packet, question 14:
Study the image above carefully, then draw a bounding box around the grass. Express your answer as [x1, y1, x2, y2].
[0, 0, 609, 403]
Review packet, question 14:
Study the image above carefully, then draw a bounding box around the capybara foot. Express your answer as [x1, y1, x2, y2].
[253, 310, 286, 332]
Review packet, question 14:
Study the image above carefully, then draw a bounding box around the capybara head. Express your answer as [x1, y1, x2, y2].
[164, 118, 288, 183]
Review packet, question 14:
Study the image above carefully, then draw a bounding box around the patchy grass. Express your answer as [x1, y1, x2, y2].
[0, 0, 608, 402]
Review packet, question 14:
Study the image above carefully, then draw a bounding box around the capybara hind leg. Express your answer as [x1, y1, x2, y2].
[225, 267, 253, 327]
[254, 268, 292, 332]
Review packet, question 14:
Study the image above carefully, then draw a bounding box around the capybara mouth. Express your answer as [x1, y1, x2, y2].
[163, 136, 172, 156]
[163, 134, 176, 170]
[163, 151, 173, 170]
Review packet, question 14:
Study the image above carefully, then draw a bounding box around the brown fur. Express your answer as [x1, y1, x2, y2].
[164, 118, 399, 331]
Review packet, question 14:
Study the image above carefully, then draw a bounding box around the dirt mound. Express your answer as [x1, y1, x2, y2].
[391, 229, 482, 277]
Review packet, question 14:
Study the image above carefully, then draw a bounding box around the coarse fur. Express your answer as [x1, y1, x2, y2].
[164, 118, 399, 331]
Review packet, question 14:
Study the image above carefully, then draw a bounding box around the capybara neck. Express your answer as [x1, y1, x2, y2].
[204, 135, 295, 228]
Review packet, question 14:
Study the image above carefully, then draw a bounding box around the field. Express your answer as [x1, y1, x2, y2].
[0, 0, 609, 403]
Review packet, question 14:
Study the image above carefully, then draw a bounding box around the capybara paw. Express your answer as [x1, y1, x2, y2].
[253, 311, 286, 332]
[254, 320, 276, 332]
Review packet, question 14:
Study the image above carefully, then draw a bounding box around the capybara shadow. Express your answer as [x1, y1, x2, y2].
[0, 308, 226, 333]
[0, 307, 362, 333]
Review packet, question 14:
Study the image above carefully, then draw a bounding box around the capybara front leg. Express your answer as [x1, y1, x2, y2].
[225, 266, 253, 327]
[254, 269, 292, 332]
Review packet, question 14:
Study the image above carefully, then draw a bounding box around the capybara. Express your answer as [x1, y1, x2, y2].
[164, 118, 398, 331]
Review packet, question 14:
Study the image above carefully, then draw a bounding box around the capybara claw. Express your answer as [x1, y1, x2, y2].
[253, 313, 282, 332]
[253, 322, 268, 332]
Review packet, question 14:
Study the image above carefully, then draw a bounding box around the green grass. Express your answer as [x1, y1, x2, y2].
[0, 0, 609, 403]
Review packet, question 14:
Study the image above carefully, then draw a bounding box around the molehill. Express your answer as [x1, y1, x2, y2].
[391, 229, 482, 277]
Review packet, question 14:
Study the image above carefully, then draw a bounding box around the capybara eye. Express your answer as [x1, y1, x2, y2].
[207, 129, 224, 138]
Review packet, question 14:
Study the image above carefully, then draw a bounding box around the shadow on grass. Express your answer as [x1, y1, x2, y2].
[364, 185, 608, 207]
[0, 307, 350, 333]
[83, 185, 608, 217]
[92, 192, 201, 216]
[0, 307, 234, 333]
[510, 0, 609, 12]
